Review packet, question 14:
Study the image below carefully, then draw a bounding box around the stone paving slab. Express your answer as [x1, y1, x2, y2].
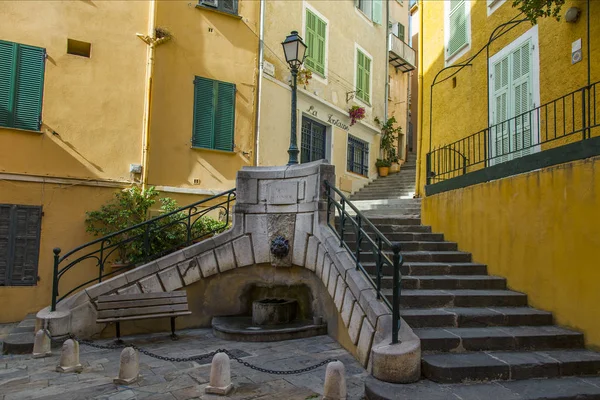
[0, 328, 368, 400]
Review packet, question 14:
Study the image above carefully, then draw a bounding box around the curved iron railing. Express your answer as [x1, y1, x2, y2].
[324, 181, 403, 344]
[51, 189, 236, 311]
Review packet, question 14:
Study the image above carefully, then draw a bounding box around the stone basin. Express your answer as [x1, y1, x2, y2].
[252, 298, 298, 325]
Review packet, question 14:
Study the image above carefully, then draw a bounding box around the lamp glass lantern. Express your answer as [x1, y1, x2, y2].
[281, 31, 307, 70]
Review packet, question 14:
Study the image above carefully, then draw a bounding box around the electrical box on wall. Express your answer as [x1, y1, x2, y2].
[129, 164, 142, 174]
[572, 39, 582, 65]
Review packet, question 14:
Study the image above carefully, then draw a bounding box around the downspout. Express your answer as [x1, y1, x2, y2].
[141, 0, 157, 190]
[384, 0, 390, 121]
[415, 0, 424, 196]
[254, 0, 265, 166]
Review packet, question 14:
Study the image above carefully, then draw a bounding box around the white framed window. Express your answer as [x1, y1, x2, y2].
[444, 0, 471, 66]
[355, 0, 383, 24]
[487, 0, 507, 16]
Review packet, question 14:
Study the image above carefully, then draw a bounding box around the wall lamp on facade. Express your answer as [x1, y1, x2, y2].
[281, 30, 307, 165]
[565, 7, 581, 23]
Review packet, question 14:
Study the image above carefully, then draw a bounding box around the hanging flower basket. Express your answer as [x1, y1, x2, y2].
[297, 68, 313, 86]
[348, 105, 366, 126]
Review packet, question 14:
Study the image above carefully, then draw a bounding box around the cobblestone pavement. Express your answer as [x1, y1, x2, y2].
[0, 329, 368, 400]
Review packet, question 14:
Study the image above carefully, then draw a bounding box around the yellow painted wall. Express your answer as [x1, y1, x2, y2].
[422, 156, 600, 348]
[417, 0, 600, 195]
[147, 0, 260, 191]
[0, 0, 148, 182]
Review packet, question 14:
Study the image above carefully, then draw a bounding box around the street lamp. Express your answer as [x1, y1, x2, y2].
[281, 30, 307, 165]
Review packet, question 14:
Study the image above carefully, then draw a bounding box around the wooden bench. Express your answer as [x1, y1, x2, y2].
[96, 291, 191, 342]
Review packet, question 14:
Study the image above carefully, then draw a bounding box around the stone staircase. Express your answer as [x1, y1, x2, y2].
[345, 155, 600, 398]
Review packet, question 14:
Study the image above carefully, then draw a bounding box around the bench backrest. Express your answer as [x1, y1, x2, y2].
[96, 291, 189, 320]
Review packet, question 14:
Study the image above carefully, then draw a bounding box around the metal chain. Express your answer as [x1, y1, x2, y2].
[43, 331, 335, 375]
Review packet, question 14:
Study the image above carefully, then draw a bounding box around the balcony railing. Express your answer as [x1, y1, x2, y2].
[389, 33, 416, 72]
[426, 81, 600, 184]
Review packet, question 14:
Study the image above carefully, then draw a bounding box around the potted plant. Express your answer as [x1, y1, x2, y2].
[376, 158, 391, 177]
[297, 68, 312, 88]
[389, 149, 400, 174]
[348, 105, 366, 126]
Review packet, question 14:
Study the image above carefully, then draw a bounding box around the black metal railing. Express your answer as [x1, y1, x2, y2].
[427, 81, 600, 184]
[51, 189, 236, 311]
[324, 181, 403, 344]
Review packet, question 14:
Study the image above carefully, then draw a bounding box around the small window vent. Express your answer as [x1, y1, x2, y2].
[67, 39, 91, 58]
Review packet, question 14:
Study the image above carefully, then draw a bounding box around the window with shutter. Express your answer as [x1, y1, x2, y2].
[399, 23, 406, 42]
[347, 135, 369, 176]
[305, 9, 327, 77]
[356, 49, 371, 104]
[0, 40, 45, 131]
[490, 39, 534, 164]
[446, 0, 469, 60]
[198, 0, 238, 15]
[356, 0, 382, 23]
[0, 204, 42, 286]
[192, 76, 235, 152]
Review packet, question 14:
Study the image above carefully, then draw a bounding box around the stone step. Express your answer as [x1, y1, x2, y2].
[356, 181, 417, 189]
[353, 187, 416, 194]
[361, 251, 472, 263]
[415, 326, 584, 353]
[374, 275, 507, 290]
[362, 262, 488, 276]
[350, 195, 417, 201]
[401, 307, 553, 328]
[364, 375, 600, 400]
[347, 208, 421, 216]
[422, 349, 600, 383]
[336, 217, 422, 226]
[361, 211, 422, 219]
[1, 313, 36, 354]
[347, 241, 458, 252]
[395, 289, 528, 308]
[343, 232, 444, 242]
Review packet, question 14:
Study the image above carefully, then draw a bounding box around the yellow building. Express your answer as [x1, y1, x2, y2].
[0, 0, 258, 323]
[259, 0, 389, 194]
[417, 0, 600, 347]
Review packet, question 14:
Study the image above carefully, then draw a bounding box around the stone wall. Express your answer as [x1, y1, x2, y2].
[37, 160, 420, 383]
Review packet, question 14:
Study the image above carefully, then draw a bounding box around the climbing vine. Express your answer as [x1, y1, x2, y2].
[512, 0, 566, 24]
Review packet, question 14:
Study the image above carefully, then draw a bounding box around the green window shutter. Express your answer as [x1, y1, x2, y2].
[214, 81, 235, 152]
[14, 45, 45, 131]
[511, 41, 532, 156]
[491, 55, 510, 163]
[305, 10, 326, 76]
[0, 40, 45, 131]
[192, 77, 216, 149]
[305, 10, 316, 71]
[372, 0, 383, 24]
[192, 76, 235, 151]
[399, 23, 406, 42]
[447, 0, 468, 58]
[0, 41, 16, 128]
[356, 50, 371, 103]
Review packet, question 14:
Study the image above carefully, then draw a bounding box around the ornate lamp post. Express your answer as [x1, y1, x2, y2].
[281, 31, 307, 165]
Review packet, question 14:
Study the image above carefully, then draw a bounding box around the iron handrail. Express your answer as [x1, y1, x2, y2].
[51, 188, 236, 311]
[427, 81, 600, 184]
[324, 180, 403, 344]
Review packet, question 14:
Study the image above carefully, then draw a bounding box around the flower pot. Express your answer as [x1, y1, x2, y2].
[378, 166, 390, 177]
[389, 162, 400, 174]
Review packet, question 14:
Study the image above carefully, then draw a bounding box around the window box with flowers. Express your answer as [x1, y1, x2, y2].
[348, 105, 366, 126]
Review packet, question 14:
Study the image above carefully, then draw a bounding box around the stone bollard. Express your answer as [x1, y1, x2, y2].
[32, 329, 51, 358]
[205, 352, 233, 395]
[323, 361, 347, 400]
[114, 347, 139, 384]
[56, 339, 83, 373]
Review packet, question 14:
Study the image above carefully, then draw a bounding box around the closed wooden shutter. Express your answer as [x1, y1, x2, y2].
[0, 205, 10, 285]
[356, 50, 371, 104]
[0, 40, 45, 131]
[372, 0, 383, 24]
[214, 81, 235, 152]
[399, 23, 406, 43]
[192, 76, 235, 152]
[447, 0, 468, 58]
[0, 41, 16, 128]
[0, 204, 42, 286]
[511, 41, 532, 157]
[193, 77, 216, 149]
[305, 10, 326, 76]
[492, 55, 510, 164]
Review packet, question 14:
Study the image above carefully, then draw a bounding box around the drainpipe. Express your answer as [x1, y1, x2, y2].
[414, 0, 424, 197]
[384, 0, 390, 122]
[254, 0, 265, 166]
[141, 0, 157, 190]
